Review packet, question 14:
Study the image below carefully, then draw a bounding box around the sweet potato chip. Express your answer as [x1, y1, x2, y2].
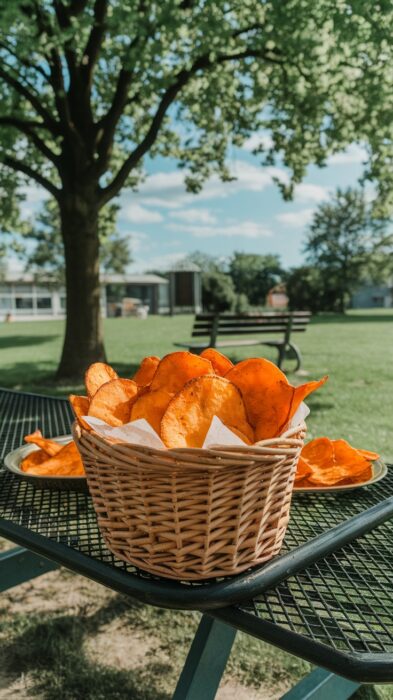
[69, 395, 91, 430]
[21, 441, 84, 477]
[85, 362, 118, 398]
[200, 348, 233, 376]
[294, 455, 312, 483]
[88, 378, 138, 426]
[24, 430, 63, 457]
[300, 437, 372, 487]
[161, 375, 253, 448]
[227, 358, 327, 440]
[132, 356, 160, 386]
[356, 448, 380, 462]
[130, 388, 174, 434]
[20, 449, 49, 472]
[150, 351, 213, 395]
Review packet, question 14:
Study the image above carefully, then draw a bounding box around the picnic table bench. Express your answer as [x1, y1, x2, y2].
[1, 388, 393, 699]
[176, 311, 312, 371]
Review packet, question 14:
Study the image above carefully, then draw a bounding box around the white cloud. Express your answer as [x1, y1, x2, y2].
[129, 231, 151, 252]
[294, 183, 330, 203]
[328, 144, 368, 165]
[168, 220, 272, 239]
[241, 133, 273, 152]
[126, 160, 287, 210]
[170, 208, 217, 224]
[121, 202, 163, 223]
[131, 251, 187, 273]
[276, 208, 315, 228]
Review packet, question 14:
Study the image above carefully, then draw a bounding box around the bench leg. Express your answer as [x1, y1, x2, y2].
[280, 668, 360, 699]
[0, 546, 59, 592]
[172, 614, 236, 700]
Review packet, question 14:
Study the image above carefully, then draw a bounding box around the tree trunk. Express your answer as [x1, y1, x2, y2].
[56, 192, 106, 380]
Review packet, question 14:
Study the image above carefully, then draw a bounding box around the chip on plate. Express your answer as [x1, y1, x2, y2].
[24, 430, 63, 457]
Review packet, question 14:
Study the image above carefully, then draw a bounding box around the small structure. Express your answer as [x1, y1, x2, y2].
[266, 283, 289, 310]
[0, 271, 169, 320]
[167, 260, 202, 315]
[351, 283, 393, 309]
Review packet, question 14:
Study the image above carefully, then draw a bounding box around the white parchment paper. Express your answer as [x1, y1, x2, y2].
[82, 402, 309, 449]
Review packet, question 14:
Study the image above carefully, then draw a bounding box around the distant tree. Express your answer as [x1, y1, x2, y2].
[285, 265, 338, 313]
[229, 253, 283, 306]
[202, 269, 237, 312]
[21, 198, 132, 283]
[304, 188, 392, 312]
[186, 251, 237, 312]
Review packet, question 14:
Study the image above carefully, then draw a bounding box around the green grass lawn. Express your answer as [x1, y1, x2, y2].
[1, 309, 392, 458]
[0, 310, 393, 699]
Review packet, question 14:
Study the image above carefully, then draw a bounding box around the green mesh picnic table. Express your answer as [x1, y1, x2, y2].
[0, 388, 393, 699]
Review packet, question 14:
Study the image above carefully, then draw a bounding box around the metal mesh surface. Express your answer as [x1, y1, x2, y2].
[1, 388, 393, 662]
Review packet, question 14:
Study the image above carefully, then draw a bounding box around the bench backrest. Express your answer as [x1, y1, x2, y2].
[192, 312, 311, 345]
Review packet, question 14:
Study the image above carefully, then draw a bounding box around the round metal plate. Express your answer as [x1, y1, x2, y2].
[293, 458, 387, 494]
[4, 435, 88, 492]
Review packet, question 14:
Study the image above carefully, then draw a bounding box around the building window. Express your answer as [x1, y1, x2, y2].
[0, 284, 12, 294]
[15, 297, 33, 310]
[37, 297, 52, 310]
[60, 297, 66, 310]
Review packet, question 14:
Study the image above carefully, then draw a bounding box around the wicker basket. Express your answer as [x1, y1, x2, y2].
[73, 422, 306, 580]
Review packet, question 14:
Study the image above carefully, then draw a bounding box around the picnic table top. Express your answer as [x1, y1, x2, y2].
[0, 388, 393, 683]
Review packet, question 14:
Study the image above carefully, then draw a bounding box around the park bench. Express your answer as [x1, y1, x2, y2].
[176, 311, 312, 371]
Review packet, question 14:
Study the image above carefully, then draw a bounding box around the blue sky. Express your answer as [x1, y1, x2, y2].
[18, 137, 367, 274]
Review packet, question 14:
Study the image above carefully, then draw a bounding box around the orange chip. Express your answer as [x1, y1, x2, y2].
[130, 388, 174, 434]
[88, 378, 138, 426]
[161, 375, 253, 448]
[294, 455, 312, 483]
[21, 441, 85, 477]
[304, 438, 371, 486]
[301, 437, 334, 467]
[69, 395, 91, 431]
[150, 351, 213, 395]
[85, 362, 119, 398]
[356, 448, 380, 462]
[200, 348, 234, 376]
[20, 449, 49, 472]
[24, 430, 63, 457]
[132, 356, 160, 386]
[227, 358, 327, 440]
[286, 376, 328, 429]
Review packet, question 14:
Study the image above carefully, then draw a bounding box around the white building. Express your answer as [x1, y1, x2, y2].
[0, 272, 170, 321]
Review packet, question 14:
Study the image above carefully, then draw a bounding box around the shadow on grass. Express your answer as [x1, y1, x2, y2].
[2, 611, 171, 700]
[311, 313, 393, 325]
[0, 334, 59, 349]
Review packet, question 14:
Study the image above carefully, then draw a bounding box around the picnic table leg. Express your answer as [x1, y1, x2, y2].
[172, 614, 236, 700]
[280, 667, 360, 699]
[0, 546, 58, 592]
